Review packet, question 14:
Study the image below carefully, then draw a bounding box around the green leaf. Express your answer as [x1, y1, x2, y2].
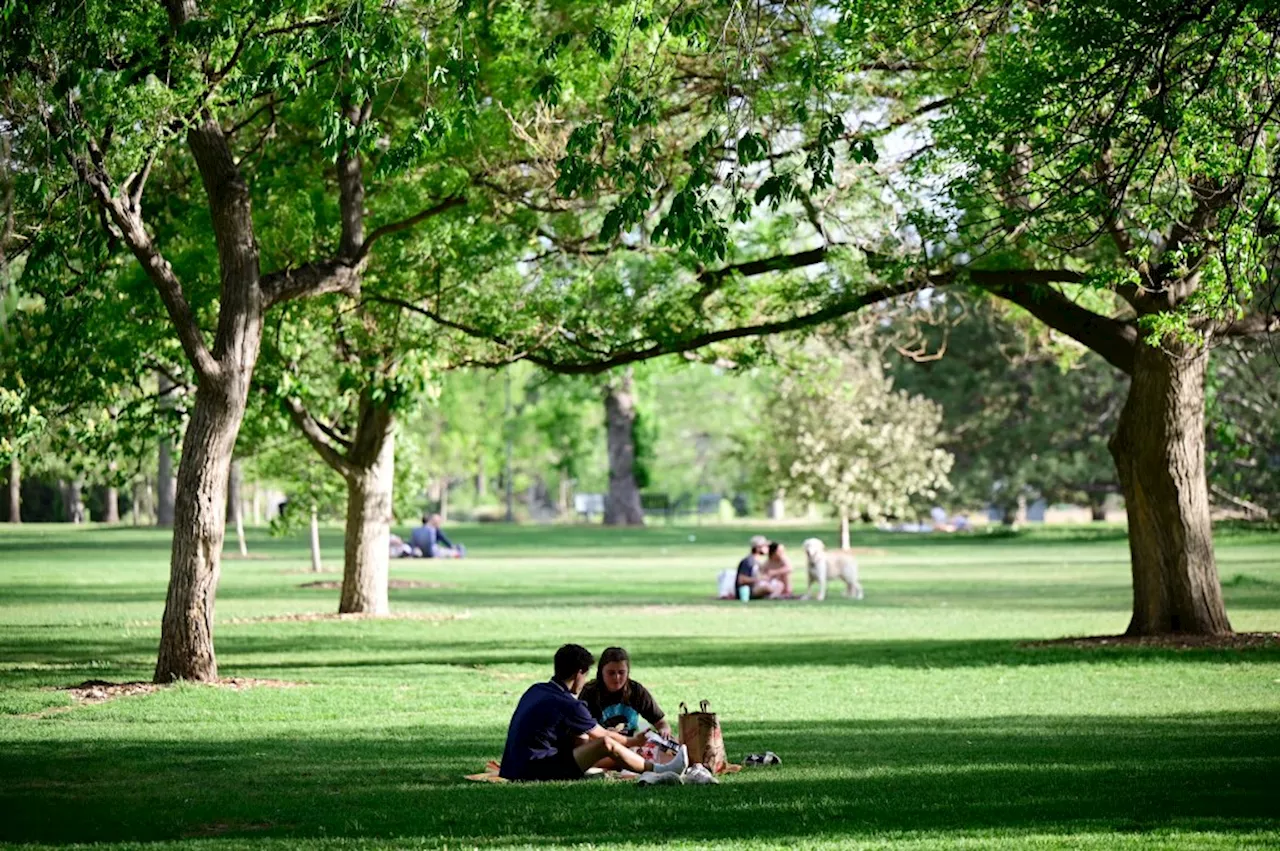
[587, 26, 615, 61]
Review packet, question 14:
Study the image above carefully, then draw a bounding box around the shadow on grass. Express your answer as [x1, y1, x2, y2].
[1, 712, 1275, 845]
[4, 632, 1277, 680]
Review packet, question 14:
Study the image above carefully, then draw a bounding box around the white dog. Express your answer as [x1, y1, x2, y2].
[801, 538, 864, 601]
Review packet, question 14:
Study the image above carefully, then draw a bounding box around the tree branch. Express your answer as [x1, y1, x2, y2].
[981, 279, 1138, 374]
[261, 258, 363, 309]
[1215, 312, 1280, 337]
[373, 281, 922, 376]
[359, 195, 468, 255]
[281, 396, 352, 475]
[71, 154, 220, 379]
[337, 98, 368, 260]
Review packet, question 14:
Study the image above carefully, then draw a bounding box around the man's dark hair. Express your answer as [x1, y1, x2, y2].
[421, 512, 431, 524]
[554, 644, 595, 681]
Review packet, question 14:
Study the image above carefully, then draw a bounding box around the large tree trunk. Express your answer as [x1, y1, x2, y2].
[157, 373, 177, 528]
[154, 118, 264, 683]
[154, 378, 253, 682]
[1109, 341, 1231, 636]
[340, 414, 394, 615]
[6, 455, 19, 523]
[840, 512, 851, 550]
[603, 371, 644, 526]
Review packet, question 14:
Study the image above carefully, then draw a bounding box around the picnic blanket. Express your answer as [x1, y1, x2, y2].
[464, 761, 637, 783]
[463, 760, 740, 783]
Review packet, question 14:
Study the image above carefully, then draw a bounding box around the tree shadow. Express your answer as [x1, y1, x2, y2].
[4, 632, 1276, 682]
[1, 712, 1275, 845]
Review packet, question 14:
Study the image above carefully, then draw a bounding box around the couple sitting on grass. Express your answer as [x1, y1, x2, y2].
[498, 644, 688, 782]
[736, 535, 795, 599]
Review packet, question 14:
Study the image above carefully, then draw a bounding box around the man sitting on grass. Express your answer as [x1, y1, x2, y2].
[498, 644, 688, 782]
[409, 513, 464, 558]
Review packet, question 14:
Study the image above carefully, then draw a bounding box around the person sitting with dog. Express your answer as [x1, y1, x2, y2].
[736, 535, 783, 599]
[762, 541, 796, 597]
[579, 646, 673, 738]
[498, 644, 688, 782]
[409, 513, 465, 558]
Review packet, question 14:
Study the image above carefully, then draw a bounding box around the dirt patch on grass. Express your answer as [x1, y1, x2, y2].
[185, 821, 279, 837]
[1025, 632, 1280, 651]
[299, 579, 454, 590]
[23, 678, 301, 718]
[64, 677, 300, 705]
[221, 610, 470, 624]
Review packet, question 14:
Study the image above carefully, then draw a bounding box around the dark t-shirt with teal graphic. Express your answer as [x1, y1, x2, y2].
[578, 679, 664, 735]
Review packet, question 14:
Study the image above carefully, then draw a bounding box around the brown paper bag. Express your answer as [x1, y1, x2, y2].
[678, 700, 728, 774]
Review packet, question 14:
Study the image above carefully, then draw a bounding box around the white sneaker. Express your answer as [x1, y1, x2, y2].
[683, 763, 719, 785]
[654, 744, 688, 776]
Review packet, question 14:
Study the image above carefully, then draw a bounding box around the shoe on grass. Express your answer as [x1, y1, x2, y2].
[654, 744, 688, 775]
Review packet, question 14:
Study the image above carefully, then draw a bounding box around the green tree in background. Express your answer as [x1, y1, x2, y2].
[748, 347, 953, 548]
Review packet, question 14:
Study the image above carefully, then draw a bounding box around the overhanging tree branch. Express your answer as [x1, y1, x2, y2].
[359, 195, 468, 254]
[281, 395, 353, 475]
[980, 278, 1137, 374]
[72, 156, 220, 380]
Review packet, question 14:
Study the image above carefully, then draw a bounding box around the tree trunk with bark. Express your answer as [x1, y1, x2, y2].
[768, 492, 786, 520]
[839, 512, 851, 550]
[340, 421, 394, 615]
[152, 117, 266, 683]
[603, 371, 644, 526]
[1109, 341, 1231, 636]
[157, 371, 178, 529]
[284, 391, 396, 615]
[154, 375, 255, 682]
[6, 455, 19, 523]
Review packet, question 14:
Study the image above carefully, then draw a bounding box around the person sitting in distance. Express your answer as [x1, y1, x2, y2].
[736, 535, 782, 599]
[498, 644, 688, 782]
[410, 512, 465, 558]
[761, 541, 795, 597]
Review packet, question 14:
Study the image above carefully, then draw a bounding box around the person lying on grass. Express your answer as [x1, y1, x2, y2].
[498, 644, 688, 782]
[578, 646, 674, 769]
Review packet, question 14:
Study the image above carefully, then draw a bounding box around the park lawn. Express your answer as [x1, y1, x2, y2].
[0, 522, 1278, 850]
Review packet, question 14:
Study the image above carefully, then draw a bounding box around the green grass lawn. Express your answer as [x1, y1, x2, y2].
[1, 521, 1278, 850]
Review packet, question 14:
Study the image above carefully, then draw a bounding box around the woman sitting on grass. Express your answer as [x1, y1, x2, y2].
[761, 541, 795, 597]
[579, 647, 673, 741]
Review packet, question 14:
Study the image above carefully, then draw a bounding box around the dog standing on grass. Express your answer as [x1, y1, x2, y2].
[800, 538, 865, 601]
